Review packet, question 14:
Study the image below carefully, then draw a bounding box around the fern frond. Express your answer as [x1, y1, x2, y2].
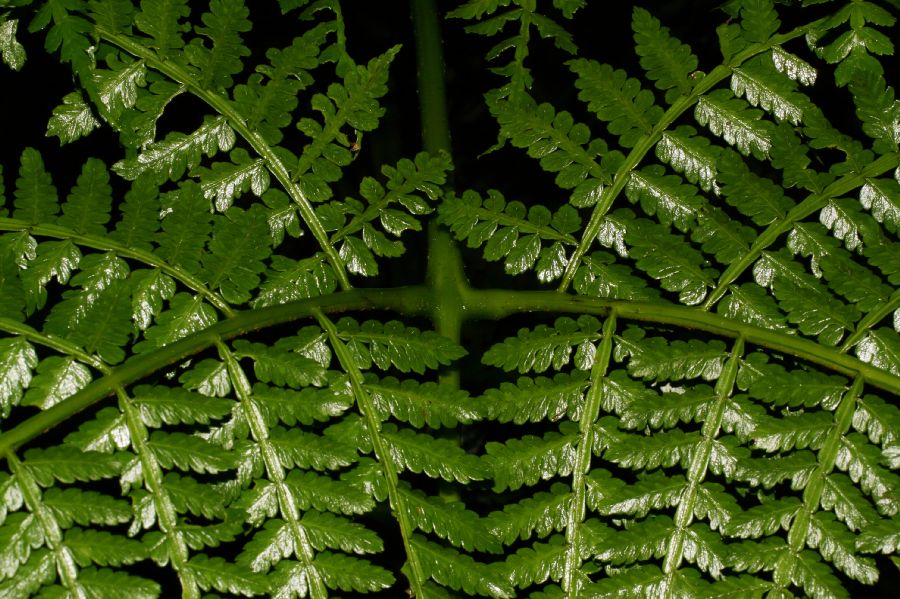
[569, 58, 663, 149]
[694, 89, 774, 159]
[485, 425, 578, 491]
[0, 16, 25, 70]
[483, 315, 601, 373]
[631, 7, 697, 104]
[399, 484, 500, 553]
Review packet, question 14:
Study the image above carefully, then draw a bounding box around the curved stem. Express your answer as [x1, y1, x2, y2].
[0, 219, 234, 317]
[841, 288, 900, 352]
[0, 317, 111, 374]
[4, 286, 898, 456]
[95, 27, 352, 293]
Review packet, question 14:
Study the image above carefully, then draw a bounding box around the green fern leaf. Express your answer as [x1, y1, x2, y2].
[790, 549, 850, 599]
[438, 190, 580, 274]
[253, 255, 337, 307]
[179, 359, 231, 398]
[593, 471, 687, 518]
[251, 383, 352, 427]
[110, 178, 161, 253]
[632, 6, 697, 103]
[808, 511, 879, 584]
[619, 386, 716, 430]
[569, 58, 663, 148]
[131, 385, 232, 427]
[737, 451, 818, 490]
[63, 407, 130, 453]
[130, 269, 177, 331]
[853, 395, 900, 446]
[93, 58, 146, 123]
[283, 470, 376, 516]
[834, 433, 898, 514]
[74, 567, 161, 599]
[615, 328, 728, 382]
[718, 150, 793, 225]
[64, 528, 148, 567]
[20, 240, 81, 312]
[112, 116, 236, 184]
[695, 89, 774, 158]
[483, 315, 602, 373]
[187, 554, 270, 596]
[40, 487, 130, 527]
[595, 515, 671, 564]
[382, 424, 486, 483]
[726, 497, 802, 538]
[859, 177, 900, 233]
[192, 149, 269, 213]
[574, 250, 660, 301]
[655, 126, 721, 192]
[0, 16, 25, 70]
[484, 371, 590, 424]
[771, 46, 818, 86]
[20, 356, 92, 410]
[501, 536, 567, 588]
[135, 293, 217, 352]
[157, 472, 229, 520]
[185, 0, 251, 90]
[13, 148, 58, 225]
[580, 564, 671, 598]
[856, 518, 900, 554]
[746, 363, 847, 409]
[399, 484, 500, 552]
[155, 182, 212, 275]
[301, 509, 382, 554]
[311, 550, 395, 593]
[367, 376, 480, 428]
[232, 340, 326, 388]
[606, 429, 700, 470]
[692, 206, 755, 266]
[0, 336, 38, 417]
[626, 165, 705, 232]
[337, 317, 466, 374]
[147, 431, 235, 474]
[738, 0, 780, 44]
[731, 59, 807, 125]
[849, 72, 900, 154]
[268, 426, 357, 471]
[820, 196, 885, 252]
[490, 99, 609, 199]
[752, 411, 834, 452]
[20, 447, 126, 487]
[485, 425, 578, 491]
[412, 534, 513, 599]
[46, 91, 100, 144]
[134, 0, 190, 59]
[486, 483, 571, 544]
[117, 80, 184, 148]
[626, 217, 717, 305]
[202, 205, 272, 304]
[821, 473, 880, 532]
[0, 512, 42, 579]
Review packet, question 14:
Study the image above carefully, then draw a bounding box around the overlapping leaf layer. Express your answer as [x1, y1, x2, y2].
[0, 0, 897, 597]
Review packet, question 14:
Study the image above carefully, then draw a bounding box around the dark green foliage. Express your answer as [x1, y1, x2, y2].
[0, 0, 897, 597]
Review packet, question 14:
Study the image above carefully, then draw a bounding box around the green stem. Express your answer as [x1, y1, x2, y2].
[0, 317, 110, 374]
[216, 340, 329, 599]
[3, 287, 899, 455]
[841, 288, 900, 352]
[95, 27, 352, 293]
[5, 451, 86, 598]
[117, 386, 199, 598]
[0, 219, 234, 317]
[563, 310, 617, 597]
[662, 336, 744, 594]
[772, 375, 864, 590]
[411, 0, 467, 390]
[557, 21, 820, 293]
[315, 310, 427, 597]
[701, 152, 900, 310]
